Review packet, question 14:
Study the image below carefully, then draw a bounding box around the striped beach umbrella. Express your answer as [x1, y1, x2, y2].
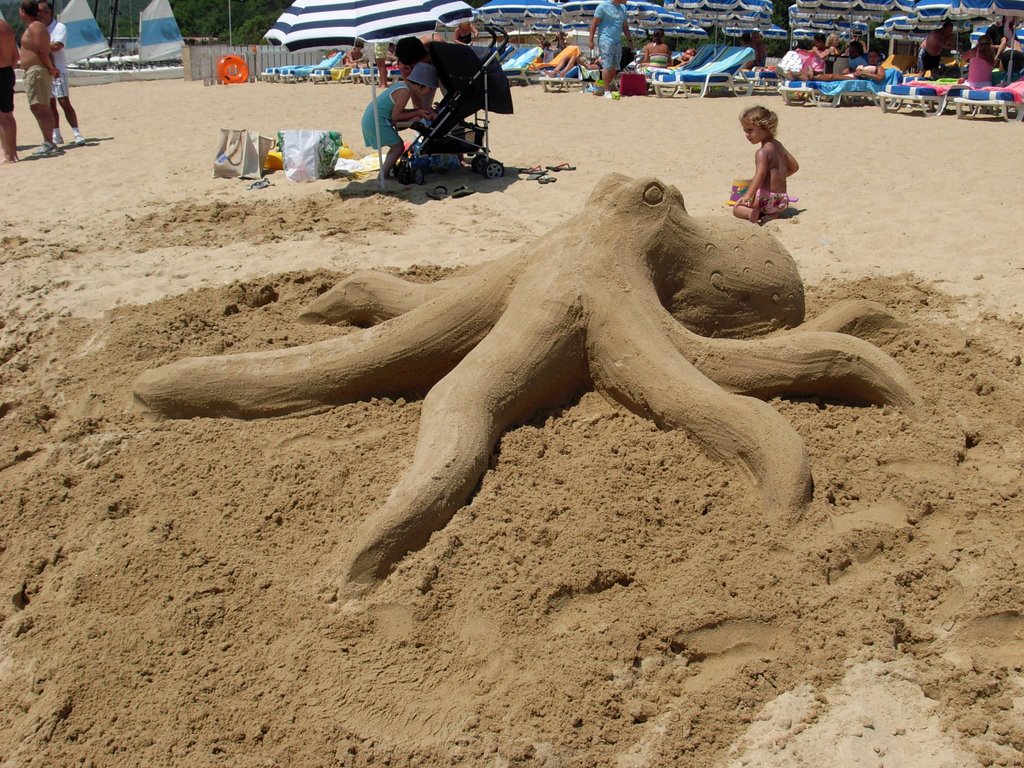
[561, 0, 665, 22]
[724, 22, 788, 37]
[994, 0, 1024, 14]
[266, 0, 474, 50]
[912, 0, 994, 22]
[476, 0, 562, 22]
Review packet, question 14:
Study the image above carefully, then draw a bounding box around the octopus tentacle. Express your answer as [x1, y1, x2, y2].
[133, 266, 516, 420]
[587, 295, 813, 518]
[339, 288, 588, 592]
[797, 299, 905, 339]
[655, 308, 920, 413]
[298, 269, 480, 327]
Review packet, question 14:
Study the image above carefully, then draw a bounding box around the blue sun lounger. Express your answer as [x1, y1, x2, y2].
[780, 67, 900, 107]
[278, 51, 346, 83]
[651, 46, 755, 98]
[952, 80, 1024, 121]
[879, 81, 969, 117]
[503, 46, 541, 85]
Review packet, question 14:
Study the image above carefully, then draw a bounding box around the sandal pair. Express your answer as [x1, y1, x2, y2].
[426, 184, 476, 200]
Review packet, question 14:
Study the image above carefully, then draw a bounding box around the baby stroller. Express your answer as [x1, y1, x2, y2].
[394, 27, 515, 186]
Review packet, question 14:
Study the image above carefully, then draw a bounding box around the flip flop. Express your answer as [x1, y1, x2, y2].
[426, 184, 449, 201]
[248, 178, 272, 190]
[518, 165, 542, 175]
[527, 172, 547, 181]
[545, 163, 576, 172]
[451, 186, 476, 198]
[538, 176, 557, 184]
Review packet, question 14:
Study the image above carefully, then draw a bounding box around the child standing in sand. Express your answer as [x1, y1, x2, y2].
[733, 105, 799, 225]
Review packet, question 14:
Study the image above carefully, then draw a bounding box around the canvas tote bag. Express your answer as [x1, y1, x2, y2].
[213, 129, 272, 179]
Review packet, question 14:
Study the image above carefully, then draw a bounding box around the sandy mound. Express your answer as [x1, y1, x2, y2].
[1, 267, 1022, 767]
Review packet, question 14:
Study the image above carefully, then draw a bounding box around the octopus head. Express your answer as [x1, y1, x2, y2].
[589, 175, 805, 338]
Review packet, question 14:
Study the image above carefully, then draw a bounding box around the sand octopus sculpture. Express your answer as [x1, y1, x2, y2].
[134, 174, 919, 594]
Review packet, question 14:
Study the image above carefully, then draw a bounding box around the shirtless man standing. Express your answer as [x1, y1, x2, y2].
[918, 20, 955, 76]
[0, 16, 17, 162]
[18, 0, 60, 156]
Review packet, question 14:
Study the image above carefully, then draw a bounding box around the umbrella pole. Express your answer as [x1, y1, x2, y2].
[370, 78, 386, 191]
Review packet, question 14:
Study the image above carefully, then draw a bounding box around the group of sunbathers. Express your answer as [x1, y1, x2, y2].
[780, 34, 888, 83]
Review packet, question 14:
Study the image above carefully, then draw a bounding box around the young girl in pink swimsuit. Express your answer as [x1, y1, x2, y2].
[962, 35, 996, 89]
[733, 105, 800, 225]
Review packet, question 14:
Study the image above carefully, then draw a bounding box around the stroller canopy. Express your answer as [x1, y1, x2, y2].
[428, 41, 515, 118]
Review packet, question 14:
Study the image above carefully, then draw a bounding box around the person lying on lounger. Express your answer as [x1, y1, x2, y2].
[546, 50, 599, 79]
[808, 49, 887, 82]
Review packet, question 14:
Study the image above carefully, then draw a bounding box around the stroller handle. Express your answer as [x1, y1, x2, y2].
[483, 24, 509, 53]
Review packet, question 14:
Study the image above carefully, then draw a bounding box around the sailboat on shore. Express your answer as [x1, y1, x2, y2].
[64, 0, 185, 85]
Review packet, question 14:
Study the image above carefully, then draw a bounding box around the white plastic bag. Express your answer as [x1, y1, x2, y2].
[777, 50, 807, 78]
[282, 129, 342, 182]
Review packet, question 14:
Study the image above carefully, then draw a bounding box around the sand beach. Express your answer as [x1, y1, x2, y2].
[1, 78, 1023, 766]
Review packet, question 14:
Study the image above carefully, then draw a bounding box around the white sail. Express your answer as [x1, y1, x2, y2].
[58, 0, 112, 63]
[138, 0, 183, 62]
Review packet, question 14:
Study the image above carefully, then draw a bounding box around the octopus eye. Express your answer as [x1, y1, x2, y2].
[642, 183, 665, 206]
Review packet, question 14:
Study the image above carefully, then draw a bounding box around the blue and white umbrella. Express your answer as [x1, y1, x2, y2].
[724, 22, 788, 37]
[791, 19, 870, 35]
[877, 15, 928, 36]
[562, 0, 666, 22]
[994, 0, 1024, 15]
[266, 0, 474, 49]
[476, 0, 562, 23]
[912, 0, 994, 22]
[971, 22, 1024, 38]
[673, 0, 764, 16]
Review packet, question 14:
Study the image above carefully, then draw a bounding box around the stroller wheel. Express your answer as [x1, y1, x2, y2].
[412, 168, 426, 186]
[396, 165, 412, 185]
[483, 160, 505, 180]
[470, 155, 487, 174]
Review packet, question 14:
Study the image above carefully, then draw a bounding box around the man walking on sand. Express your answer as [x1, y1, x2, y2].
[18, 0, 60, 156]
[588, 0, 631, 99]
[0, 16, 18, 163]
[38, 0, 85, 146]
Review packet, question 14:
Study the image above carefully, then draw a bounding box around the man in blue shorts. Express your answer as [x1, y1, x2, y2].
[588, 0, 631, 98]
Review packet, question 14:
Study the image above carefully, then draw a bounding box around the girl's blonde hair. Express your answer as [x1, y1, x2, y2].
[740, 105, 778, 137]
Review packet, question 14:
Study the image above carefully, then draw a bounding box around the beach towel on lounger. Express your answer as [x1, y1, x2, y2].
[815, 66, 900, 97]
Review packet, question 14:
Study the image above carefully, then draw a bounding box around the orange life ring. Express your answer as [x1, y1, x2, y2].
[218, 54, 249, 84]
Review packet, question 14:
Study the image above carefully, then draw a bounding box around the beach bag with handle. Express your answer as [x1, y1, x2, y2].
[213, 128, 271, 180]
[280, 129, 343, 182]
